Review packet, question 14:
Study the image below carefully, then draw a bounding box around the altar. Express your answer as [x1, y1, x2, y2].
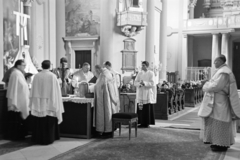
[60, 97, 94, 139]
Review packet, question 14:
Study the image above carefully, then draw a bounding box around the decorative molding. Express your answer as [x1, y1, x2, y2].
[63, 36, 99, 69]
[183, 15, 240, 31]
[167, 27, 178, 37]
[64, 36, 99, 42]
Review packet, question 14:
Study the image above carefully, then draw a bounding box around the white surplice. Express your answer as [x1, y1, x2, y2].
[30, 70, 64, 124]
[7, 68, 30, 119]
[134, 70, 156, 105]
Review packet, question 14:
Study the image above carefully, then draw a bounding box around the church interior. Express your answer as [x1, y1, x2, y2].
[0, 0, 240, 159]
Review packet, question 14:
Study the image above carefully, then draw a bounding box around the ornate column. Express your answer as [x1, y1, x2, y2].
[189, 0, 197, 19]
[221, 33, 229, 64]
[145, 0, 155, 64]
[159, 0, 167, 80]
[212, 33, 220, 67]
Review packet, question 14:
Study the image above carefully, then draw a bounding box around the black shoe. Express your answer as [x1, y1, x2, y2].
[138, 125, 149, 128]
[211, 145, 228, 152]
[204, 142, 211, 144]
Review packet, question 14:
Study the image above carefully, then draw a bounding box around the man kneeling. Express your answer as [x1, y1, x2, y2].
[30, 60, 64, 145]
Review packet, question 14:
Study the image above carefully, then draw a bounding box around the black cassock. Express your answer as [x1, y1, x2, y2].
[137, 103, 155, 127]
[31, 116, 59, 145]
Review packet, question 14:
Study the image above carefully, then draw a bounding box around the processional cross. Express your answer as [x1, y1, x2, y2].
[13, 2, 30, 46]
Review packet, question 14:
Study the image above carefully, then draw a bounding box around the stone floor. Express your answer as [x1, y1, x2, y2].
[0, 107, 239, 160]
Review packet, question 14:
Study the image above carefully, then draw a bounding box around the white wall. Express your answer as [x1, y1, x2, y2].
[166, 0, 180, 73]
[31, 0, 57, 69]
[167, 0, 189, 80]
[192, 36, 212, 67]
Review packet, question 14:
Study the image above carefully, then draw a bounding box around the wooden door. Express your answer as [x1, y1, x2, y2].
[233, 42, 240, 89]
[75, 50, 91, 69]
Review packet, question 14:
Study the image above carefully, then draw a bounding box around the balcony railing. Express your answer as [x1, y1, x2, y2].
[183, 15, 240, 31]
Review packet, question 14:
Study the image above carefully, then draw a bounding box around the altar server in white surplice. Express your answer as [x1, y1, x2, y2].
[198, 55, 240, 152]
[30, 60, 64, 145]
[6, 59, 30, 140]
[134, 61, 156, 128]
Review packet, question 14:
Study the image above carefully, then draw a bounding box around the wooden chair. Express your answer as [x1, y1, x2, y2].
[112, 113, 138, 140]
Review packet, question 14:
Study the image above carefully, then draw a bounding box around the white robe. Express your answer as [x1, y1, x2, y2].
[7, 68, 30, 119]
[93, 68, 119, 132]
[72, 69, 94, 87]
[199, 64, 239, 146]
[134, 70, 156, 104]
[30, 70, 64, 124]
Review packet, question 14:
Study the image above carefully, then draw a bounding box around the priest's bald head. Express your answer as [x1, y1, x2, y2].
[214, 55, 226, 69]
[95, 65, 102, 78]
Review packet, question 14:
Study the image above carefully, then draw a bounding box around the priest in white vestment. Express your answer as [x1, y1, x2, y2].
[6, 59, 30, 140]
[71, 62, 94, 87]
[103, 61, 120, 112]
[30, 60, 64, 145]
[134, 61, 156, 128]
[93, 65, 119, 136]
[198, 55, 240, 152]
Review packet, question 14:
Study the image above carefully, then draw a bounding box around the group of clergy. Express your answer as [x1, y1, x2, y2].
[4, 59, 63, 145]
[2, 56, 157, 143]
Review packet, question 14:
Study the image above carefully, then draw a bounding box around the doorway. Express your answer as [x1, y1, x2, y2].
[232, 42, 240, 89]
[75, 50, 91, 69]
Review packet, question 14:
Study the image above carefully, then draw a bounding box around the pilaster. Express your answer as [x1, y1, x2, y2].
[159, 0, 167, 81]
[145, 0, 155, 64]
[211, 33, 220, 67]
[221, 33, 230, 65]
